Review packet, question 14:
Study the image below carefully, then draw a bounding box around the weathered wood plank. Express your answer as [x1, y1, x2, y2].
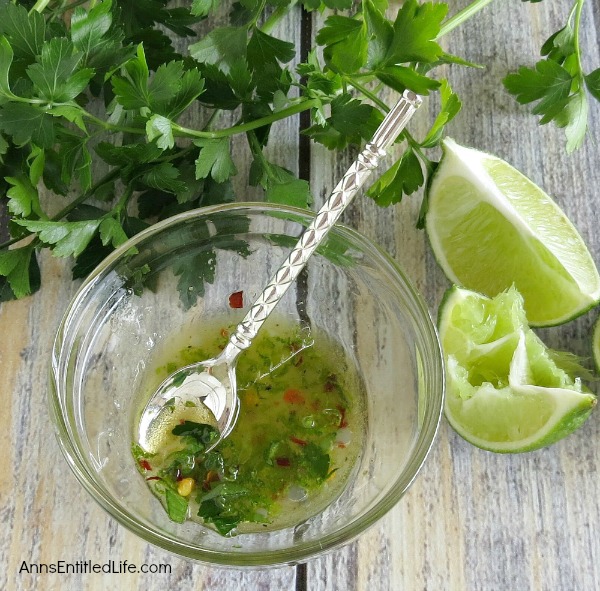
[1, 4, 304, 591]
[3, 1, 600, 590]
[306, 1, 600, 590]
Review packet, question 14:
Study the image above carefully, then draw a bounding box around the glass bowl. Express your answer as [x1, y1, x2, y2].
[50, 203, 444, 567]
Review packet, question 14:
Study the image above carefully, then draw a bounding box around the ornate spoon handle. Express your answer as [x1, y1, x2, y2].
[222, 90, 422, 360]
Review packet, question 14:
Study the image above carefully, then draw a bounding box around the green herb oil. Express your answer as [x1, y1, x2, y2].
[133, 315, 366, 536]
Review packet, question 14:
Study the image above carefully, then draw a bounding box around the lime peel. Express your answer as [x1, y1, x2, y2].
[440, 285, 596, 453]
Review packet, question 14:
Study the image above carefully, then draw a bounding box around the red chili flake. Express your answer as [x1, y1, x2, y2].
[139, 459, 152, 471]
[220, 327, 229, 338]
[293, 354, 304, 367]
[324, 374, 338, 392]
[276, 457, 291, 467]
[146, 476, 161, 481]
[290, 436, 307, 447]
[337, 405, 348, 428]
[283, 388, 305, 405]
[229, 290, 244, 309]
[202, 470, 220, 491]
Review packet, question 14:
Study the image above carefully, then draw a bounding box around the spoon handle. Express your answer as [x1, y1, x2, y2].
[222, 90, 422, 359]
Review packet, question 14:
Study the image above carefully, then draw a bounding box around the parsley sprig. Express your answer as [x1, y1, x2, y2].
[0, 0, 597, 301]
[504, 0, 598, 153]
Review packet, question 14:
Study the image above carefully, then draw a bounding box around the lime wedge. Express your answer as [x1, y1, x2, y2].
[439, 285, 596, 453]
[426, 138, 600, 326]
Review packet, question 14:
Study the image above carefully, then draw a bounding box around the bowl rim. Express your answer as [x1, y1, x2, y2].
[50, 202, 445, 567]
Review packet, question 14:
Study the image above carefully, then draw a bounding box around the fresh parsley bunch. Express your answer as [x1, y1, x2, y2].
[0, 0, 597, 302]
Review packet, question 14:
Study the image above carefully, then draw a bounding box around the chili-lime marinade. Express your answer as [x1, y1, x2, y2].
[133, 316, 365, 536]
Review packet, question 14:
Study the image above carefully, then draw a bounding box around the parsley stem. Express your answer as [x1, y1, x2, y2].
[84, 100, 320, 140]
[51, 168, 123, 223]
[572, 0, 586, 86]
[171, 99, 321, 139]
[114, 185, 134, 215]
[83, 113, 146, 136]
[261, 2, 296, 35]
[53, 0, 92, 15]
[203, 109, 222, 131]
[248, 0, 268, 29]
[30, 0, 51, 13]
[346, 79, 389, 112]
[0, 235, 35, 251]
[437, 0, 496, 39]
[247, 131, 275, 182]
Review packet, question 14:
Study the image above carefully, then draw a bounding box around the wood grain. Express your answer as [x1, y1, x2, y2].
[307, 1, 600, 590]
[3, 1, 600, 590]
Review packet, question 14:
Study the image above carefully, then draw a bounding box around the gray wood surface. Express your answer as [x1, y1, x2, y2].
[2, 1, 600, 590]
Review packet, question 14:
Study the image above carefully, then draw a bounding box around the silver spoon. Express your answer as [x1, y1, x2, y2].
[138, 90, 422, 452]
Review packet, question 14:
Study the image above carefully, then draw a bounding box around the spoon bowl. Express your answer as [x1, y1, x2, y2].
[137, 356, 239, 452]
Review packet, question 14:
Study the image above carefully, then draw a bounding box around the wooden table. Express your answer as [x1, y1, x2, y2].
[3, 2, 600, 590]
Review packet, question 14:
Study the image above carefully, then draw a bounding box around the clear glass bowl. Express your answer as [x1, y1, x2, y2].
[50, 203, 444, 567]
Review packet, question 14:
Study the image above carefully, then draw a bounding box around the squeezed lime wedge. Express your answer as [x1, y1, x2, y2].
[439, 285, 596, 453]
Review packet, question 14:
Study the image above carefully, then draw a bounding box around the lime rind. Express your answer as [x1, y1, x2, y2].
[426, 138, 600, 326]
[439, 285, 596, 453]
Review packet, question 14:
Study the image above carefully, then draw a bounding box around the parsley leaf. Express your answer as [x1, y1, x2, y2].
[0, 36, 17, 99]
[0, 103, 54, 148]
[0, 2, 46, 63]
[364, 0, 393, 69]
[164, 488, 188, 523]
[146, 114, 174, 150]
[171, 421, 218, 445]
[58, 130, 92, 191]
[14, 219, 101, 257]
[317, 16, 368, 74]
[366, 148, 424, 206]
[112, 45, 205, 117]
[172, 248, 216, 309]
[188, 27, 247, 75]
[560, 91, 588, 153]
[247, 28, 295, 70]
[0, 245, 36, 299]
[191, 0, 220, 17]
[504, 60, 572, 124]
[305, 94, 382, 150]
[266, 178, 312, 209]
[99, 217, 129, 248]
[141, 162, 187, 195]
[586, 68, 600, 101]
[194, 138, 238, 183]
[421, 79, 462, 148]
[383, 0, 446, 65]
[375, 65, 440, 95]
[26, 39, 94, 103]
[5, 174, 44, 218]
